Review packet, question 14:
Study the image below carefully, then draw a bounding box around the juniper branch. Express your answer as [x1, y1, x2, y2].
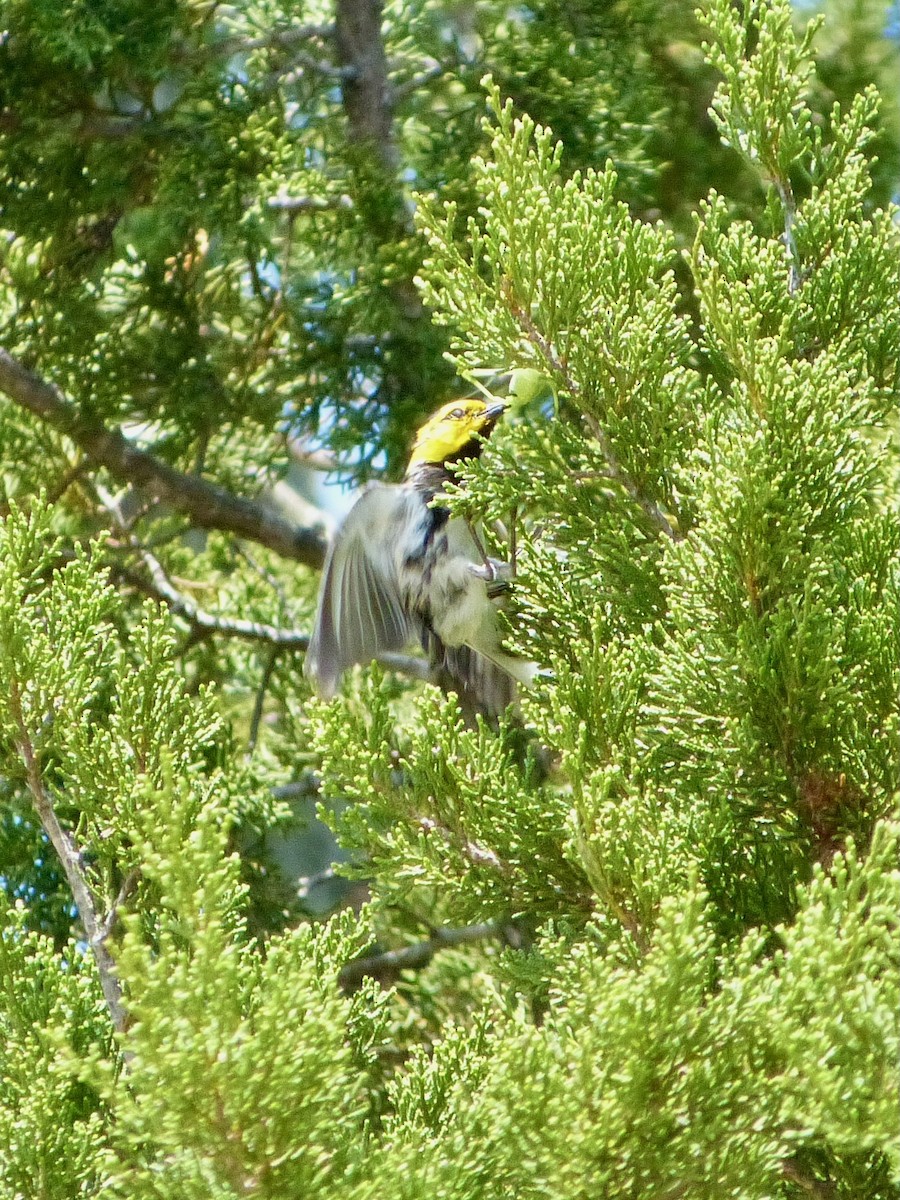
[339, 921, 507, 992]
[9, 679, 128, 1033]
[335, 0, 396, 168]
[775, 176, 801, 294]
[267, 194, 354, 213]
[0, 347, 327, 568]
[278, 51, 355, 84]
[392, 60, 445, 100]
[102, 518, 311, 650]
[201, 23, 335, 60]
[503, 292, 682, 542]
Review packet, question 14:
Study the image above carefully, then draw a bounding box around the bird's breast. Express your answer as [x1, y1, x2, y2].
[394, 503, 489, 648]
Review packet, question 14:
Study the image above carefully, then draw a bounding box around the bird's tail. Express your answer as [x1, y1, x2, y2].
[436, 643, 537, 719]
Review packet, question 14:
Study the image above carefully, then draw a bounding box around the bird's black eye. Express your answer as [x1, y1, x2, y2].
[449, 407, 465, 419]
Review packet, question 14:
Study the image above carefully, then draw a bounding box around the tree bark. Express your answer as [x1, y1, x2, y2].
[0, 348, 327, 569]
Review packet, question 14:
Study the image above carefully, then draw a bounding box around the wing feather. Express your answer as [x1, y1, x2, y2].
[305, 485, 417, 697]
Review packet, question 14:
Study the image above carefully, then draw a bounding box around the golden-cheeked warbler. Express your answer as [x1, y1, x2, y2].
[305, 397, 535, 715]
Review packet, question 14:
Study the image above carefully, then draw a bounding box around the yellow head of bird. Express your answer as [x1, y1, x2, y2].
[406, 398, 506, 473]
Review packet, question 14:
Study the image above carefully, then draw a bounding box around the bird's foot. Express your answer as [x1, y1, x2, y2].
[469, 557, 512, 598]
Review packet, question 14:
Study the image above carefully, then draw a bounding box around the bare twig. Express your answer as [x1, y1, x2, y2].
[119, 565, 308, 646]
[233, 543, 294, 613]
[199, 23, 334, 61]
[98, 868, 141, 941]
[44, 460, 92, 507]
[97, 485, 311, 650]
[272, 772, 321, 802]
[285, 437, 340, 471]
[0, 347, 327, 568]
[345, 333, 385, 352]
[76, 113, 149, 139]
[775, 177, 801, 295]
[9, 679, 128, 1033]
[248, 646, 279, 751]
[279, 51, 355, 83]
[392, 60, 445, 101]
[0, 108, 151, 141]
[417, 813, 509, 873]
[297, 866, 336, 899]
[267, 194, 353, 214]
[339, 921, 507, 991]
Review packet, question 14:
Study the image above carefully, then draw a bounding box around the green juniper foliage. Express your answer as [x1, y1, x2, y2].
[2, 0, 900, 1196]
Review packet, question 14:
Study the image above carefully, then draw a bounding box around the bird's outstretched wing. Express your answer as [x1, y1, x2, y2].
[305, 485, 417, 698]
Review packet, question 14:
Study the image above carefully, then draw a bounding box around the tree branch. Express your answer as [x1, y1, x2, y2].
[392, 59, 445, 101]
[339, 921, 507, 992]
[278, 51, 355, 84]
[199, 23, 335, 61]
[96, 484, 312, 649]
[0, 348, 327, 569]
[267, 194, 353, 214]
[775, 177, 801, 295]
[9, 679, 129, 1033]
[335, 0, 396, 169]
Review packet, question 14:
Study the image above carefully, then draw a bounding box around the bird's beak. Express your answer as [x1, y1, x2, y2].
[482, 401, 507, 425]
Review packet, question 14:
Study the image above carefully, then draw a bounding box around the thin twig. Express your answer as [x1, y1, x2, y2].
[233, 543, 293, 614]
[339, 921, 506, 992]
[98, 868, 141, 941]
[297, 866, 335, 899]
[272, 772, 321, 802]
[285, 437, 340, 471]
[278, 51, 355, 84]
[0, 347, 327, 569]
[248, 645, 279, 751]
[345, 333, 385, 352]
[417, 814, 509, 873]
[97, 484, 311, 650]
[267, 194, 354, 214]
[775, 177, 801, 295]
[117, 562, 309, 646]
[196, 23, 334, 61]
[45, 460, 92, 507]
[9, 679, 128, 1032]
[392, 61, 445, 100]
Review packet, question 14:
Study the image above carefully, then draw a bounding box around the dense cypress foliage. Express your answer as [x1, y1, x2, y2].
[1, 1, 899, 1195]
